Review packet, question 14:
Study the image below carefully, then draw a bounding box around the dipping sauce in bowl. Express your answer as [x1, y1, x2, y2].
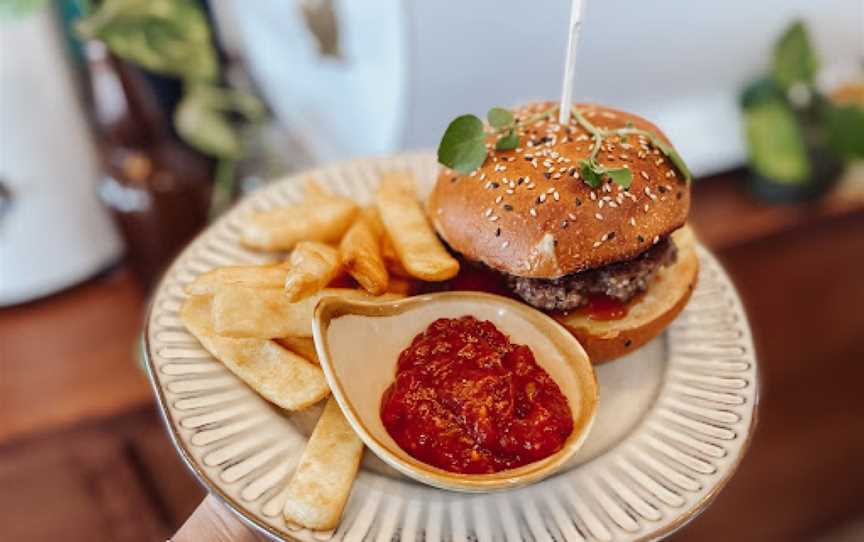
[380, 316, 574, 474]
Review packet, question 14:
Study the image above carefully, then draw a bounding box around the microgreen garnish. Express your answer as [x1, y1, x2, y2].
[437, 105, 692, 185]
[437, 115, 488, 174]
[571, 109, 691, 186]
[487, 107, 514, 129]
[438, 106, 556, 173]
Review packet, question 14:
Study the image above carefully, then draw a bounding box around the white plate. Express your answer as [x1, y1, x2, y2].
[143, 152, 759, 542]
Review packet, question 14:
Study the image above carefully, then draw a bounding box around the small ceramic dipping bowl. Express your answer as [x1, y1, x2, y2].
[312, 291, 599, 492]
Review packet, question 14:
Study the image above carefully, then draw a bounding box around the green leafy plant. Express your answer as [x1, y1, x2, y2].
[741, 20, 864, 193]
[438, 105, 692, 189]
[0, 0, 50, 17]
[77, 0, 265, 215]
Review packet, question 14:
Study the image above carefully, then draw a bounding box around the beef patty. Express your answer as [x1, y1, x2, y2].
[509, 237, 678, 311]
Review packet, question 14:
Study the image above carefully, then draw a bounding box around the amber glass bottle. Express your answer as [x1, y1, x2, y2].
[85, 41, 213, 288]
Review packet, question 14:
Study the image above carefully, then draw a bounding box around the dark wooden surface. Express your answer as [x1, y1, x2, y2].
[1, 173, 863, 541]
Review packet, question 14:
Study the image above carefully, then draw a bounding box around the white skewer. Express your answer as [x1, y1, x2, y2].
[558, 0, 586, 124]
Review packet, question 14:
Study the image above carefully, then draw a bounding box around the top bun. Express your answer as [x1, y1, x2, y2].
[428, 102, 691, 278]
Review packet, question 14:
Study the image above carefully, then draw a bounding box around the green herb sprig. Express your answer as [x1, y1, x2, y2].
[437, 105, 692, 189]
[571, 110, 692, 188]
[438, 107, 557, 174]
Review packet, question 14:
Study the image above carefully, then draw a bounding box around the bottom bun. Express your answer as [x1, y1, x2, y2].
[554, 225, 700, 364]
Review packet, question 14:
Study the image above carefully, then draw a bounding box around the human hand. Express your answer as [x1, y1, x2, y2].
[172, 494, 264, 542]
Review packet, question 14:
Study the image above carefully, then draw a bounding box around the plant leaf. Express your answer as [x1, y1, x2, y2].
[578, 159, 604, 188]
[495, 129, 520, 151]
[773, 20, 818, 90]
[0, 0, 50, 17]
[606, 167, 632, 188]
[487, 107, 514, 129]
[824, 102, 864, 159]
[743, 97, 809, 183]
[77, 0, 219, 82]
[437, 114, 488, 174]
[175, 86, 241, 158]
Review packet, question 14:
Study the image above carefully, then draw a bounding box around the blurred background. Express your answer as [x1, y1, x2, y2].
[1, 0, 862, 540]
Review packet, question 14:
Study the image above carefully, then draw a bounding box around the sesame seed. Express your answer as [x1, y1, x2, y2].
[506, 189, 514, 195]
[546, 187, 555, 194]
[530, 208, 538, 217]
[539, 194, 547, 203]
[502, 241, 510, 248]
[595, 213, 604, 220]
[593, 241, 602, 248]
[598, 200, 605, 209]
[643, 203, 650, 212]
[561, 220, 569, 229]
[629, 217, 636, 227]
[480, 173, 486, 181]
[640, 171, 649, 180]
[470, 171, 476, 177]
[484, 208, 492, 217]
[490, 215, 499, 222]
[653, 235, 660, 244]
[495, 195, 503, 204]
[553, 173, 561, 179]
[590, 192, 597, 201]
[553, 191, 560, 201]
[608, 201, 618, 208]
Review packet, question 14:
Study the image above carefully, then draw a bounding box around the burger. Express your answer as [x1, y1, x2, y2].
[429, 102, 699, 363]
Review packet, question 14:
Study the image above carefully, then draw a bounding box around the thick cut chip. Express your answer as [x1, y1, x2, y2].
[185, 263, 288, 296]
[376, 172, 459, 281]
[211, 287, 399, 338]
[284, 242, 342, 302]
[275, 336, 319, 365]
[380, 231, 411, 278]
[239, 197, 357, 252]
[304, 178, 330, 201]
[283, 397, 363, 530]
[339, 215, 389, 295]
[180, 295, 328, 410]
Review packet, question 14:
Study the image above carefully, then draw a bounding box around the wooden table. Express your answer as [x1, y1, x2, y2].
[2, 172, 863, 541]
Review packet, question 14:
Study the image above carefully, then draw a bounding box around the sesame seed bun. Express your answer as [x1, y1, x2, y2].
[556, 225, 700, 363]
[428, 102, 690, 278]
